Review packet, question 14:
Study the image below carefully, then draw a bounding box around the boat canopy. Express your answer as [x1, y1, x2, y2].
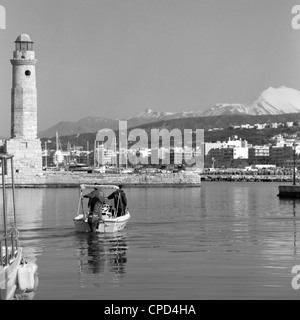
[80, 184, 119, 190]
[0, 153, 14, 160]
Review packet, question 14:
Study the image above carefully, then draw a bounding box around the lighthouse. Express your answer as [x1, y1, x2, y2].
[5, 34, 43, 179]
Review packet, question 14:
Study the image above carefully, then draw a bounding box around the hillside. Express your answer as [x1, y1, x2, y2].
[40, 112, 300, 151]
[126, 112, 300, 133]
[38, 117, 120, 138]
[38, 114, 177, 138]
[38, 86, 300, 138]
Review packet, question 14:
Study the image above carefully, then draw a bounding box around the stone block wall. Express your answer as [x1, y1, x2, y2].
[11, 87, 38, 140]
[0, 171, 201, 187]
[4, 138, 43, 184]
[41, 171, 201, 187]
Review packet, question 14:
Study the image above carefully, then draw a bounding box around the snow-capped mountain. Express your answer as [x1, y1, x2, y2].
[38, 86, 300, 138]
[201, 104, 248, 116]
[202, 86, 300, 116]
[131, 87, 300, 119]
[248, 86, 300, 115]
[126, 108, 202, 120]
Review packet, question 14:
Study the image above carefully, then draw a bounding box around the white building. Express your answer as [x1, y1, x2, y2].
[233, 147, 249, 159]
[254, 123, 265, 130]
[205, 141, 225, 155]
[250, 145, 270, 157]
[205, 137, 248, 155]
[270, 122, 278, 129]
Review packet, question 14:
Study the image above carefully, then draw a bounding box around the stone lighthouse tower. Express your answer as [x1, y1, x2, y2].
[5, 34, 43, 180]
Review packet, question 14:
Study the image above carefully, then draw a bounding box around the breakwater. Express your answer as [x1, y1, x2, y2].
[0, 171, 201, 188]
[201, 174, 299, 182]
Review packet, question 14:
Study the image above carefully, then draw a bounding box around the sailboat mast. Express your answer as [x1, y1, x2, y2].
[115, 137, 118, 167]
[87, 141, 89, 166]
[56, 132, 59, 169]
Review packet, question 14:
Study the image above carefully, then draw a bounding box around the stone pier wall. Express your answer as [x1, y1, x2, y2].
[4, 139, 43, 181]
[0, 171, 201, 188]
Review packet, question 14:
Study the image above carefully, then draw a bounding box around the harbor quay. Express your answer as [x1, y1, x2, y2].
[0, 171, 201, 188]
[201, 174, 298, 182]
[201, 172, 299, 182]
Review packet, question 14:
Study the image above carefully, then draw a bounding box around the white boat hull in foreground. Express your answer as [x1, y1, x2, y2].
[0, 154, 39, 300]
[74, 212, 131, 233]
[0, 247, 22, 300]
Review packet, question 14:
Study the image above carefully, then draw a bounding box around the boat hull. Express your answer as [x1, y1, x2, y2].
[0, 247, 22, 300]
[74, 212, 131, 233]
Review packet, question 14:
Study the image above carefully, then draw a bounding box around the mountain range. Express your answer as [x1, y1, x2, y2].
[202, 86, 300, 116]
[38, 86, 300, 138]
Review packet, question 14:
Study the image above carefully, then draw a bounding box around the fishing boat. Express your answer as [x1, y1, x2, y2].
[0, 154, 38, 300]
[73, 184, 131, 233]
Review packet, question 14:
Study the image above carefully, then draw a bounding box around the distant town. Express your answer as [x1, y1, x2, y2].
[204, 120, 300, 170]
[1, 118, 299, 175]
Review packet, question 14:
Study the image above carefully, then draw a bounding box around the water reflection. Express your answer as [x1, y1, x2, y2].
[278, 198, 300, 256]
[74, 232, 128, 288]
[13, 269, 39, 300]
[6, 185, 300, 299]
[291, 200, 297, 255]
[290, 200, 297, 256]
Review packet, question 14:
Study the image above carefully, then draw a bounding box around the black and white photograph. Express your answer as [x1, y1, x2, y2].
[1, 0, 300, 304]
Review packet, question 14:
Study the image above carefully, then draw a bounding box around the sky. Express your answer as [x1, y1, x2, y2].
[1, 0, 300, 137]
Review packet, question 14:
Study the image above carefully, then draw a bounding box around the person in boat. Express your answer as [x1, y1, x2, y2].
[107, 185, 127, 217]
[83, 184, 105, 231]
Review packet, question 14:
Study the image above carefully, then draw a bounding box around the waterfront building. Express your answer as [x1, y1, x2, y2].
[4, 34, 43, 179]
[206, 147, 234, 168]
[205, 137, 248, 156]
[233, 147, 248, 159]
[205, 141, 225, 155]
[269, 145, 293, 167]
[227, 137, 248, 149]
[284, 160, 300, 169]
[248, 145, 270, 165]
[205, 136, 249, 167]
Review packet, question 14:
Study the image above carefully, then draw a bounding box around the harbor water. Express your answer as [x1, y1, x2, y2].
[2, 182, 300, 300]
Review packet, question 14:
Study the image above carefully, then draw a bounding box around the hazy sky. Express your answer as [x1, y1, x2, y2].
[1, 0, 300, 137]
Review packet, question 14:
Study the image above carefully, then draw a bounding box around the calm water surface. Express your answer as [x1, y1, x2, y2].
[2, 182, 300, 300]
